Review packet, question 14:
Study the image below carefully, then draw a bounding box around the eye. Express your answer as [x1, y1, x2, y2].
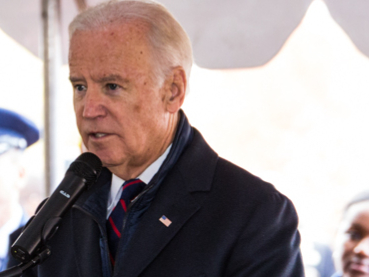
[74, 84, 86, 92]
[347, 230, 363, 241]
[107, 83, 118, 90]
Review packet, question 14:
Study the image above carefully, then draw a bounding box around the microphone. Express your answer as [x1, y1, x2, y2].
[11, 152, 102, 263]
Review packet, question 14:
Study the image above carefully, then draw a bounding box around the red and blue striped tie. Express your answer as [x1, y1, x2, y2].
[106, 178, 145, 264]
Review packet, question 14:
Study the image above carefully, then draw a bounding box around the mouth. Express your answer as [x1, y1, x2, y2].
[348, 259, 369, 274]
[88, 132, 110, 139]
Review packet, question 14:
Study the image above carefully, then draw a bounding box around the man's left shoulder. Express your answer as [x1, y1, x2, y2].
[213, 157, 291, 207]
[215, 157, 277, 193]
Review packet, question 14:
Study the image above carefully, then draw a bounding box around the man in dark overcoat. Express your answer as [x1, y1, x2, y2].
[8, 1, 304, 276]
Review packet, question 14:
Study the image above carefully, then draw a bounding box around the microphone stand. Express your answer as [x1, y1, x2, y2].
[0, 248, 51, 277]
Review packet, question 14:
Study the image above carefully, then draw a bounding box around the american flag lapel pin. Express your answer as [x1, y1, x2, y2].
[159, 215, 172, 227]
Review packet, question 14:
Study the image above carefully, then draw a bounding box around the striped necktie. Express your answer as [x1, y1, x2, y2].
[106, 178, 145, 264]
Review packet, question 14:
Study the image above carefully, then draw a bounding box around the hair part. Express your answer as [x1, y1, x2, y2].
[69, 0, 193, 87]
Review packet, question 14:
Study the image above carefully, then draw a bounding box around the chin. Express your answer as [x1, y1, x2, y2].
[85, 148, 110, 165]
[96, 152, 126, 168]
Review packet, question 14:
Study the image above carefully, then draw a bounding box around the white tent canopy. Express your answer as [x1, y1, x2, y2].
[0, 0, 368, 68]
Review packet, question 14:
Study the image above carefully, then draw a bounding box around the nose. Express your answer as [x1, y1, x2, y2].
[81, 88, 107, 119]
[353, 237, 369, 257]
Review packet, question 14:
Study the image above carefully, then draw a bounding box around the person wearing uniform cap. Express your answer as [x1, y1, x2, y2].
[0, 108, 39, 271]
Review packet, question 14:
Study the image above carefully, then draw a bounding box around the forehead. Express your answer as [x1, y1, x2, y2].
[69, 22, 152, 75]
[342, 202, 369, 230]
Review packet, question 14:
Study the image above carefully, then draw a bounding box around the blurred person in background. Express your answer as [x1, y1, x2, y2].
[0, 108, 39, 271]
[19, 174, 44, 220]
[332, 191, 369, 277]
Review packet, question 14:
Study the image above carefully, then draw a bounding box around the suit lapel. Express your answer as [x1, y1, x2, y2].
[114, 129, 219, 277]
[113, 168, 201, 277]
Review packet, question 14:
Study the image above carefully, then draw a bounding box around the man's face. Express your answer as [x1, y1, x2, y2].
[335, 202, 369, 277]
[69, 22, 174, 178]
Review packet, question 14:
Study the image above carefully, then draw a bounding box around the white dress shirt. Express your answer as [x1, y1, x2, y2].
[106, 145, 171, 219]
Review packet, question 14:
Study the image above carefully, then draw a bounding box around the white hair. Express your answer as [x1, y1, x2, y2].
[69, 0, 193, 86]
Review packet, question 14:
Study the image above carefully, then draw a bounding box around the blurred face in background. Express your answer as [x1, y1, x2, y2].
[0, 149, 24, 227]
[334, 201, 369, 277]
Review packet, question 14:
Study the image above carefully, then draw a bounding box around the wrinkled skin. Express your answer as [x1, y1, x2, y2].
[69, 21, 186, 180]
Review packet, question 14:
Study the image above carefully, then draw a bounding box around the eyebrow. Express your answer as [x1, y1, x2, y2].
[348, 223, 369, 234]
[93, 74, 130, 84]
[69, 76, 86, 83]
[351, 223, 365, 230]
[69, 74, 130, 85]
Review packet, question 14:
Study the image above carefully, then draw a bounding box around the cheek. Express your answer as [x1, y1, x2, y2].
[132, 100, 143, 114]
[74, 99, 83, 115]
[341, 240, 356, 261]
[0, 170, 18, 193]
[73, 103, 83, 126]
[334, 237, 351, 269]
[75, 116, 83, 134]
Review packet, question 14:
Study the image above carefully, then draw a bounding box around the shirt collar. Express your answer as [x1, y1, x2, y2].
[138, 144, 172, 184]
[107, 145, 172, 217]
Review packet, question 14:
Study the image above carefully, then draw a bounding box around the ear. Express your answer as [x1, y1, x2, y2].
[165, 66, 186, 114]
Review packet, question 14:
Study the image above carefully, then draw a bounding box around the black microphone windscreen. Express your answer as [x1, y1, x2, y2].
[67, 152, 102, 186]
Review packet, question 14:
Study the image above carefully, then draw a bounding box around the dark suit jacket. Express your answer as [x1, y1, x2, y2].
[10, 128, 304, 277]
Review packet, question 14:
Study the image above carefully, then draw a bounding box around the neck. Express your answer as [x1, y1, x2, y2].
[109, 112, 179, 180]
